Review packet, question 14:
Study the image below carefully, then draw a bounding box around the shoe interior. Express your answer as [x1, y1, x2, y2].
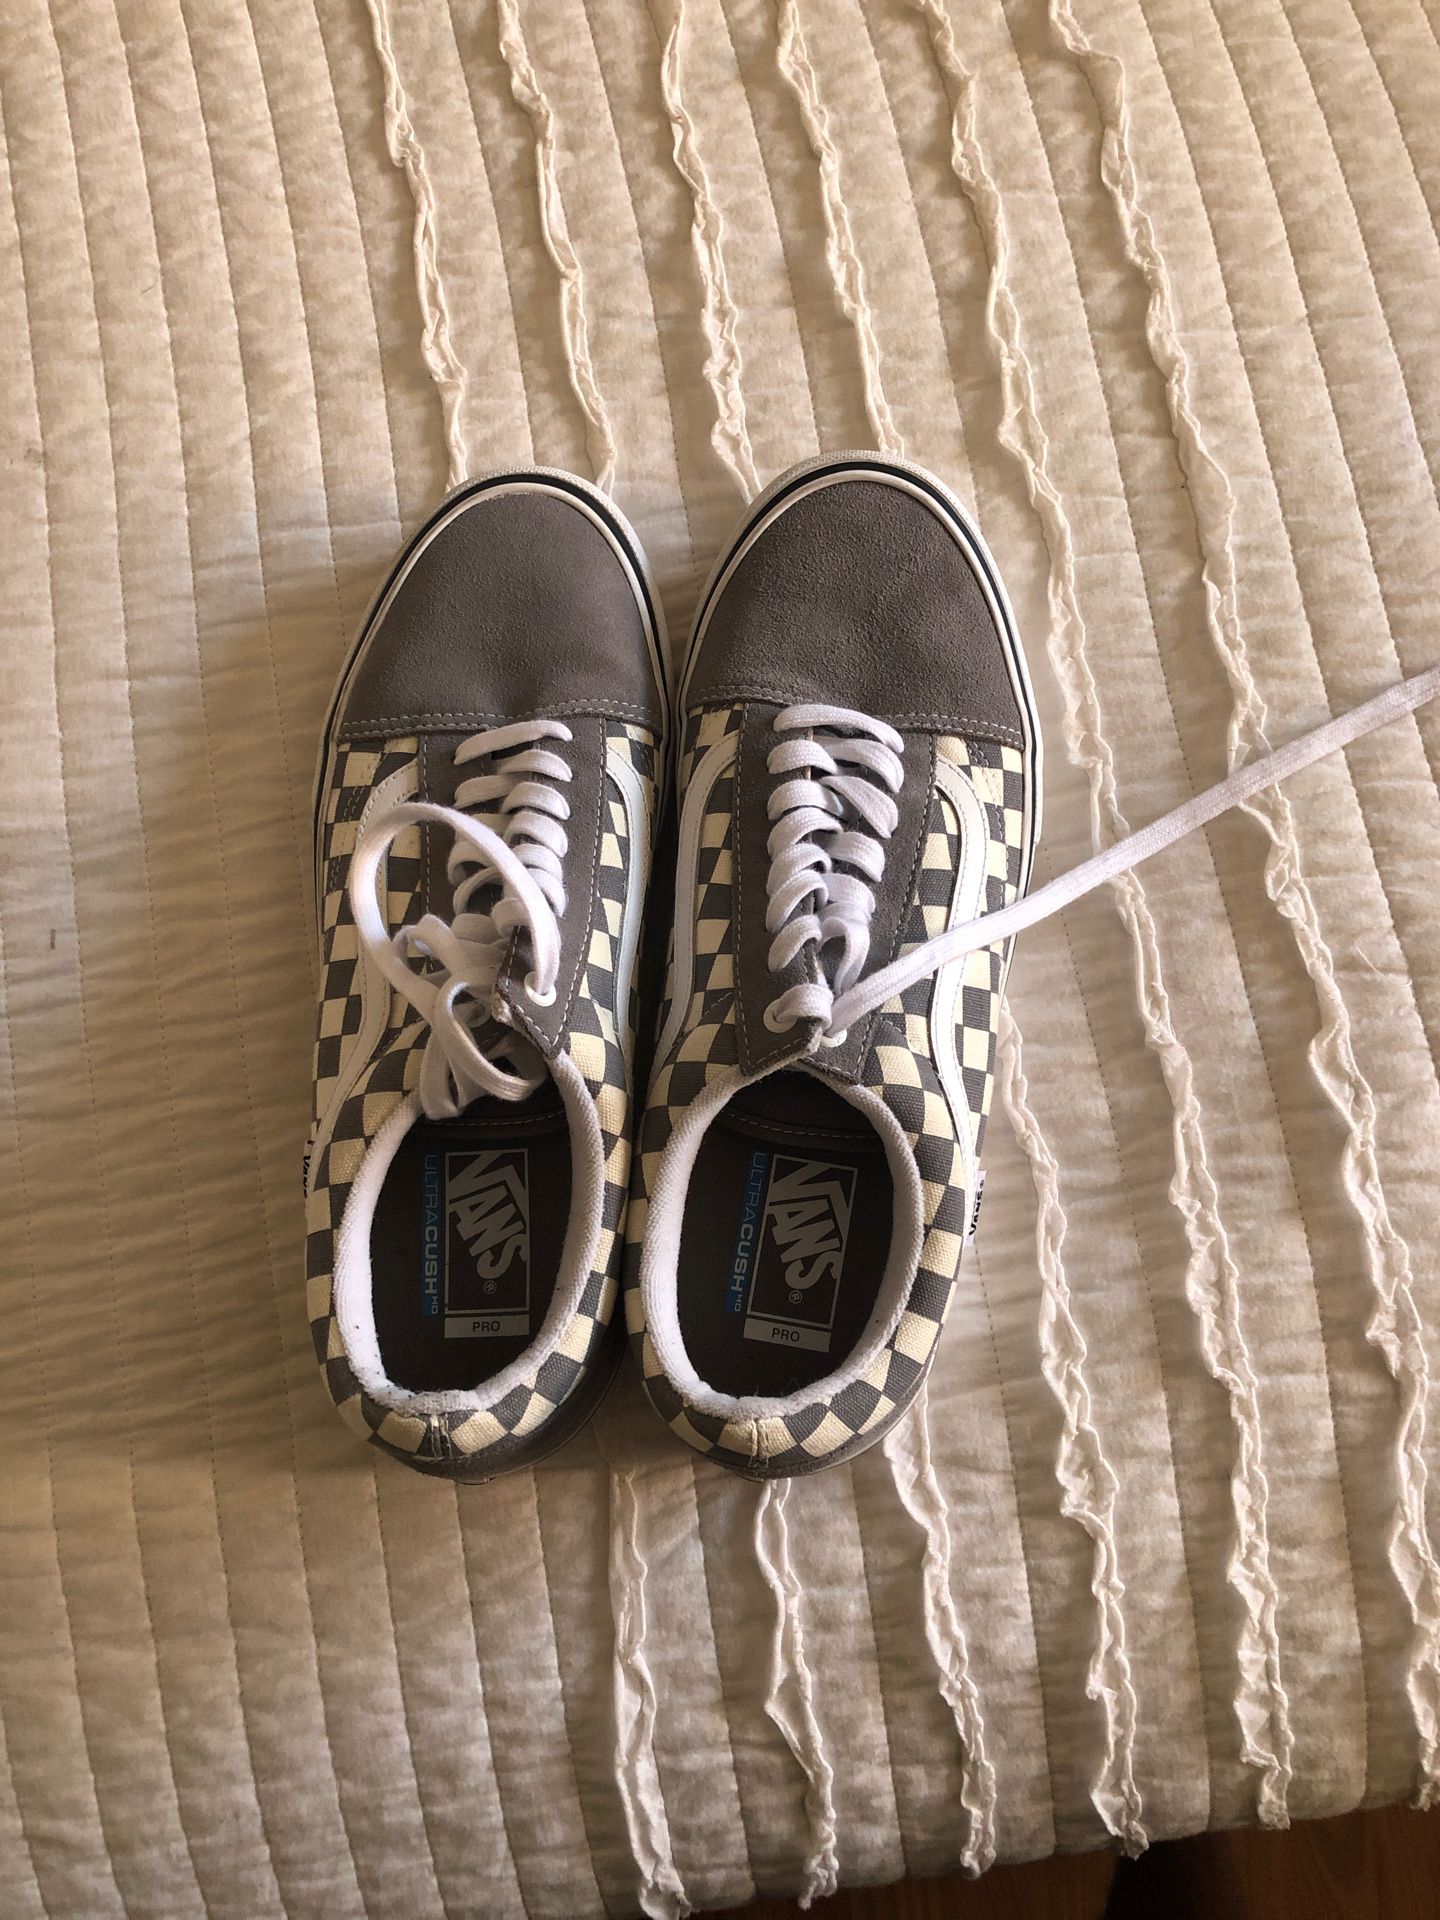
[677, 1073, 893, 1400]
[369, 1088, 570, 1391]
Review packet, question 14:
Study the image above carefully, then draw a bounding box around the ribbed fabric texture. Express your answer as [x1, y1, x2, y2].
[1, 1, 1438, 1913]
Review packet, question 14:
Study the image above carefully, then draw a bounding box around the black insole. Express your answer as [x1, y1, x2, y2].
[371, 1094, 571, 1390]
[676, 1073, 893, 1398]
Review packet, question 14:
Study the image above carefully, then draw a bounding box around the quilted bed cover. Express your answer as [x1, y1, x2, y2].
[4, 0, 1440, 1913]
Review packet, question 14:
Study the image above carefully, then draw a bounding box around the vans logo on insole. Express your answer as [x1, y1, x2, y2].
[440, 1148, 532, 1340]
[742, 1154, 857, 1354]
[764, 1159, 854, 1292]
[448, 1150, 530, 1280]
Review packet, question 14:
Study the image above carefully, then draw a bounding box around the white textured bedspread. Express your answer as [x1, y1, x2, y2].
[3, 0, 1440, 1912]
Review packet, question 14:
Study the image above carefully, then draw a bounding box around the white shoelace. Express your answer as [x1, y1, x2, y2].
[763, 666, 1440, 1044]
[348, 719, 573, 1119]
[763, 704, 906, 1036]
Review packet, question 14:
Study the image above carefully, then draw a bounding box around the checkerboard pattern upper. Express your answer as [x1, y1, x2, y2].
[311, 738, 421, 1139]
[626, 705, 1026, 1477]
[937, 734, 1026, 1162]
[306, 721, 658, 1479]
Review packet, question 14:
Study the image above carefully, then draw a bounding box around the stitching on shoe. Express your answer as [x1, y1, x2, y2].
[721, 1116, 879, 1145]
[555, 723, 603, 1033]
[685, 690, 1024, 744]
[733, 707, 754, 1070]
[339, 699, 653, 735]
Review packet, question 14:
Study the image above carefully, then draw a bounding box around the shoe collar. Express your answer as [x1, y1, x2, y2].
[638, 1054, 925, 1425]
[327, 1038, 607, 1418]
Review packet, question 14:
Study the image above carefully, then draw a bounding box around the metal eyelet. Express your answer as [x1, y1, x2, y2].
[819, 1027, 849, 1049]
[762, 1002, 792, 1033]
[524, 974, 557, 1008]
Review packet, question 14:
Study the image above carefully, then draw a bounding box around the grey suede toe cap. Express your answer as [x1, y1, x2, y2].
[340, 477, 666, 738]
[687, 468, 1024, 745]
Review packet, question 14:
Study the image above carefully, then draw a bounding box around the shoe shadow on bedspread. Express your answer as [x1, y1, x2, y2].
[5, 561, 1022, 1913]
[9, 555, 670, 1493]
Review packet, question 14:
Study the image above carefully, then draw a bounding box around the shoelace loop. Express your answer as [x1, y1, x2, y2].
[763, 704, 905, 1044]
[348, 719, 573, 1119]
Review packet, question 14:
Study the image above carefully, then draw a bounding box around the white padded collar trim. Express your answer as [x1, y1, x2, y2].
[638, 1061, 925, 1423]
[331, 1048, 605, 1415]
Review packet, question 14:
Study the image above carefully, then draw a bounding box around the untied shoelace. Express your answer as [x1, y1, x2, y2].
[344, 668, 1440, 1104]
[761, 666, 1440, 1043]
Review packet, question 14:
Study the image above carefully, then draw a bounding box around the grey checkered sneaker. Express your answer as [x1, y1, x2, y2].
[305, 470, 667, 1480]
[626, 454, 1042, 1478]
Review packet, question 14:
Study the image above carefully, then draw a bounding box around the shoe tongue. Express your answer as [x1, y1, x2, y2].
[723, 1061, 879, 1151]
[417, 727, 477, 917]
[727, 1062, 832, 1131]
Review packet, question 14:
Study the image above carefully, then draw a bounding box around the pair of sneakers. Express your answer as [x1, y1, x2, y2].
[304, 453, 1041, 1482]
